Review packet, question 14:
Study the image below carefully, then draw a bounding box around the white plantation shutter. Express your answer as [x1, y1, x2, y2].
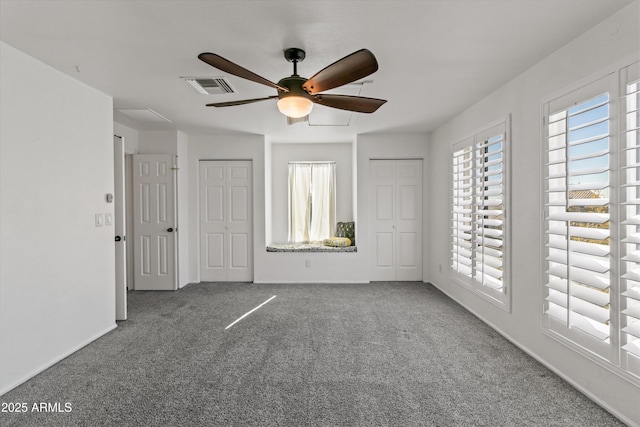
[451, 118, 509, 309]
[544, 76, 613, 355]
[621, 63, 640, 376]
[474, 132, 505, 292]
[452, 142, 474, 277]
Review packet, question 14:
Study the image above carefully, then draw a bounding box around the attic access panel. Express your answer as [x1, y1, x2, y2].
[117, 108, 171, 123]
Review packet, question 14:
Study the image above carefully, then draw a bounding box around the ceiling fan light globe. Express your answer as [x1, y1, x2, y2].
[277, 96, 313, 119]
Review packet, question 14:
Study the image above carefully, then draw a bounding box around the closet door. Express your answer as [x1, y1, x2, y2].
[370, 159, 422, 281]
[200, 160, 252, 282]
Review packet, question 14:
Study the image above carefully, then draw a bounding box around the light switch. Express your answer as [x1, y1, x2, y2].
[95, 213, 104, 227]
[105, 213, 113, 226]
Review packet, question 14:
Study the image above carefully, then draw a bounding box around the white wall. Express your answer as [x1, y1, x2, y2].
[270, 142, 353, 243]
[138, 130, 178, 154]
[265, 139, 273, 245]
[256, 133, 428, 283]
[185, 133, 427, 284]
[114, 122, 138, 154]
[0, 42, 116, 394]
[427, 2, 639, 424]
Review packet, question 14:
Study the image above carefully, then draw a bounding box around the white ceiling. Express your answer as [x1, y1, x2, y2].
[0, 0, 634, 142]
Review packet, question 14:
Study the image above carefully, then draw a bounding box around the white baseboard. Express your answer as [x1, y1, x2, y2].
[0, 323, 117, 397]
[252, 280, 370, 284]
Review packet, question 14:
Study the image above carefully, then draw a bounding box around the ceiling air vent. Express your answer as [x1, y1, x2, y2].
[183, 77, 236, 95]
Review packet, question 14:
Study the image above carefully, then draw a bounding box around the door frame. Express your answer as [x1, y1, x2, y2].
[132, 154, 178, 291]
[368, 158, 423, 281]
[113, 135, 127, 320]
[198, 159, 254, 282]
[125, 154, 135, 290]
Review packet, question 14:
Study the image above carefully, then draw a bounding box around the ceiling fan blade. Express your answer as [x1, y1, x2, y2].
[206, 96, 278, 107]
[302, 49, 379, 95]
[198, 53, 289, 92]
[312, 94, 387, 113]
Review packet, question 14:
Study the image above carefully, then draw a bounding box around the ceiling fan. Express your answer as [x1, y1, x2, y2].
[198, 48, 387, 120]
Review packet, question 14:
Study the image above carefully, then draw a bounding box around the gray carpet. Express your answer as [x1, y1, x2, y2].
[0, 282, 623, 426]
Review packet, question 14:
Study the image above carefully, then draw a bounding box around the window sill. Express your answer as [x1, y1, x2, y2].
[266, 243, 357, 253]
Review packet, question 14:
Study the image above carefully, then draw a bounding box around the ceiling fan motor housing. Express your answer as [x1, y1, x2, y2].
[276, 76, 312, 100]
[276, 75, 314, 118]
[284, 47, 306, 64]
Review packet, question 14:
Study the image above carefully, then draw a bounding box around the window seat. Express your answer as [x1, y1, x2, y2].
[267, 242, 357, 253]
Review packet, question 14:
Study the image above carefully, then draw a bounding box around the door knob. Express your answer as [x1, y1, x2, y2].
[115, 235, 122, 242]
[167, 228, 174, 232]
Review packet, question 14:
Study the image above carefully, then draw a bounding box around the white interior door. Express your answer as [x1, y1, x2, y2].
[114, 135, 127, 320]
[370, 159, 423, 281]
[133, 154, 177, 290]
[395, 160, 423, 280]
[200, 160, 253, 282]
[371, 160, 396, 281]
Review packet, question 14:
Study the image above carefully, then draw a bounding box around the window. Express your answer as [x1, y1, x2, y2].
[288, 162, 336, 243]
[543, 62, 640, 381]
[544, 83, 612, 356]
[451, 117, 510, 309]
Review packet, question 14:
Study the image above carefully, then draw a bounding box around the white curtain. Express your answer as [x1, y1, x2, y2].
[288, 163, 311, 242]
[288, 162, 336, 242]
[309, 163, 336, 241]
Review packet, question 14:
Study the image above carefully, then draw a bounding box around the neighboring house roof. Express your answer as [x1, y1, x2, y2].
[569, 190, 601, 199]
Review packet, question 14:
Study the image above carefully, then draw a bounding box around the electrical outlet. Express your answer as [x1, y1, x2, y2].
[305, 260, 311, 268]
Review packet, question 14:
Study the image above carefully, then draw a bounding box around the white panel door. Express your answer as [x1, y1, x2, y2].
[227, 162, 252, 281]
[395, 160, 422, 280]
[371, 161, 396, 281]
[201, 161, 225, 280]
[200, 160, 253, 282]
[133, 154, 177, 291]
[370, 159, 422, 281]
[113, 136, 127, 319]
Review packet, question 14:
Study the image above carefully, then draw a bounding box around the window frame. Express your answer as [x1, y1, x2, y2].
[540, 57, 640, 385]
[542, 74, 615, 360]
[451, 115, 511, 312]
[287, 161, 336, 243]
